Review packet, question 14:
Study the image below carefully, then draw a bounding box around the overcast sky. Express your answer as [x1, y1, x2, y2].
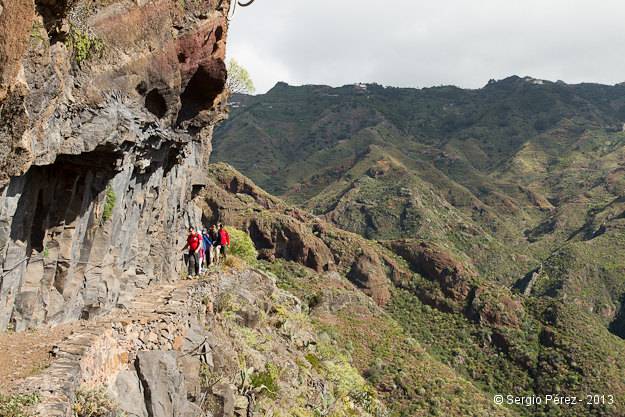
[226, 0, 624, 94]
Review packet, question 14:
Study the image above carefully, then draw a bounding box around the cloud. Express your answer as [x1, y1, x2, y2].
[226, 0, 625, 93]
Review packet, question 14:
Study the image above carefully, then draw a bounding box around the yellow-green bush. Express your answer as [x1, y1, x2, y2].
[0, 392, 40, 417]
[225, 226, 258, 263]
[101, 186, 116, 223]
[250, 369, 279, 399]
[64, 1, 107, 64]
[73, 386, 118, 417]
[215, 291, 242, 313]
[323, 360, 366, 397]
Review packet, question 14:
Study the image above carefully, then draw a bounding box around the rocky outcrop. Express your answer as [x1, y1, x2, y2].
[382, 239, 476, 301]
[0, 0, 34, 104]
[344, 247, 391, 306]
[0, 0, 231, 331]
[200, 164, 336, 270]
[135, 350, 203, 417]
[382, 238, 524, 329]
[16, 268, 387, 417]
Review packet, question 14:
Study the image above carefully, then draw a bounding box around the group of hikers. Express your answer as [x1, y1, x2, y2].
[180, 224, 230, 277]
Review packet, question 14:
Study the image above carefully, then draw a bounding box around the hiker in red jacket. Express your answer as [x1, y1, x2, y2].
[219, 224, 230, 261]
[179, 226, 202, 277]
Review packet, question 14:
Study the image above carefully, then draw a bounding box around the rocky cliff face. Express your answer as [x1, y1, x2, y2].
[0, 0, 231, 331]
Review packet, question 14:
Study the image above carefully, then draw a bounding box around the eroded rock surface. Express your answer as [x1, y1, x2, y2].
[382, 238, 475, 301]
[0, 0, 231, 331]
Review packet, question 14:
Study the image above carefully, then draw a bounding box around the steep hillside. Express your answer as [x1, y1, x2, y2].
[212, 79, 625, 336]
[4, 159, 625, 416]
[3, 1, 625, 413]
[196, 163, 625, 416]
[215, 79, 625, 201]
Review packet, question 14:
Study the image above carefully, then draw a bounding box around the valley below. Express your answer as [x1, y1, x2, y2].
[210, 78, 625, 416]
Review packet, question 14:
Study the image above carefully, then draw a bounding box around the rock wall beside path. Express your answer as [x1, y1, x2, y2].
[17, 277, 213, 416]
[0, 0, 231, 331]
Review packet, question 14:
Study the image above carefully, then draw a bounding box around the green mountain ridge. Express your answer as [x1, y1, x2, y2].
[213, 77, 625, 337]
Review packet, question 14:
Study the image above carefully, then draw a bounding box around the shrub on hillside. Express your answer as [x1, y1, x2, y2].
[73, 386, 118, 417]
[101, 185, 116, 224]
[0, 392, 40, 417]
[225, 226, 258, 263]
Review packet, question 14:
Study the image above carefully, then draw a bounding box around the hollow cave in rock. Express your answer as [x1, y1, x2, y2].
[145, 89, 167, 119]
[176, 62, 225, 123]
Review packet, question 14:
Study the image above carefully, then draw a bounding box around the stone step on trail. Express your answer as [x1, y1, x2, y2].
[9, 275, 217, 416]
